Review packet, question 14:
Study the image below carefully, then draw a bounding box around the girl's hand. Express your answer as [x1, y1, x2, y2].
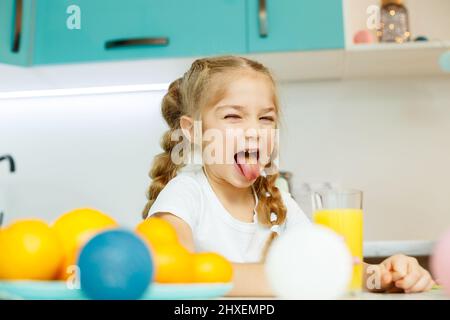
[367, 254, 435, 293]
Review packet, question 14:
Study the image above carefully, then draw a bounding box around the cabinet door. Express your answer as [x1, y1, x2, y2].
[2, 0, 247, 65]
[247, 0, 345, 53]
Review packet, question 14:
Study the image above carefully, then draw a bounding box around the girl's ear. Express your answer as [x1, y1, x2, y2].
[180, 115, 194, 143]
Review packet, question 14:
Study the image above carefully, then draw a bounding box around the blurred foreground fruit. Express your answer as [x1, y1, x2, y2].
[78, 229, 153, 300]
[135, 217, 179, 247]
[135, 217, 233, 284]
[193, 253, 233, 283]
[431, 228, 450, 296]
[151, 244, 194, 283]
[52, 208, 117, 279]
[0, 219, 63, 280]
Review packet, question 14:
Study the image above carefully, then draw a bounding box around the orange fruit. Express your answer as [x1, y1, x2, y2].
[0, 219, 63, 280]
[52, 208, 117, 280]
[136, 217, 179, 247]
[193, 253, 233, 283]
[151, 244, 194, 283]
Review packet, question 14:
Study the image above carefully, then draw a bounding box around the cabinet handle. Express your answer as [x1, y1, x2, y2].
[258, 0, 268, 37]
[12, 0, 23, 53]
[105, 37, 169, 49]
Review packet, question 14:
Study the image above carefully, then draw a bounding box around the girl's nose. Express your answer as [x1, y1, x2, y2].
[243, 124, 260, 140]
[243, 125, 261, 150]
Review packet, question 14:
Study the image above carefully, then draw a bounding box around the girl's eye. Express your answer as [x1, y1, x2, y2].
[260, 116, 275, 122]
[224, 114, 241, 120]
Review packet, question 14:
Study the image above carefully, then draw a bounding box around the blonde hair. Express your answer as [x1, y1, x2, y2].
[142, 56, 287, 260]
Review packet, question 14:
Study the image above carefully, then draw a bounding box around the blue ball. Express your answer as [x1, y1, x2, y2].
[78, 229, 153, 300]
[440, 51, 450, 73]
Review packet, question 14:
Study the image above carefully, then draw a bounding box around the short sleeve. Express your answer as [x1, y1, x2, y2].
[147, 175, 202, 231]
[280, 190, 311, 230]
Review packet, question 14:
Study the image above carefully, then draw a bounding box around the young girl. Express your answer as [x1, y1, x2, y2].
[142, 56, 434, 296]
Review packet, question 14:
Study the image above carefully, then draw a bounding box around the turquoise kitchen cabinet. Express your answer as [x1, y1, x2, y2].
[247, 0, 345, 52]
[0, 0, 247, 66]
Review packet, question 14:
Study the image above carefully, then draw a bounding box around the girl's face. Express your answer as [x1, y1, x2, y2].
[201, 71, 278, 189]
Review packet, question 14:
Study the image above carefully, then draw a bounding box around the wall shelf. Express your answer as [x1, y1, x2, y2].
[343, 0, 450, 48]
[342, 0, 450, 78]
[343, 41, 450, 79]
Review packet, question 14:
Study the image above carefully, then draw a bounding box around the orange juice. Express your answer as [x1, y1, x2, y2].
[313, 209, 363, 291]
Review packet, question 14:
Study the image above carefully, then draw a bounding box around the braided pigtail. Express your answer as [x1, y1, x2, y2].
[254, 164, 287, 261]
[142, 79, 186, 219]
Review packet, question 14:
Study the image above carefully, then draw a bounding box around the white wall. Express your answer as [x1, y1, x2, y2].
[0, 91, 167, 228]
[279, 77, 450, 241]
[1, 76, 450, 240]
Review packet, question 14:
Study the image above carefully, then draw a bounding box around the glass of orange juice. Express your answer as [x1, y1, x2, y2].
[312, 189, 363, 293]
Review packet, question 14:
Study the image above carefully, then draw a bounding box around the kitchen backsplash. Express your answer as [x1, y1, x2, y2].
[1, 76, 450, 241]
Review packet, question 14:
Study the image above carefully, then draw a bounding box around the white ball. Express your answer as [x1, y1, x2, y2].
[266, 224, 353, 299]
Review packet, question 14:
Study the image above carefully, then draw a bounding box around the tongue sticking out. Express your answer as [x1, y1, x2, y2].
[236, 152, 260, 181]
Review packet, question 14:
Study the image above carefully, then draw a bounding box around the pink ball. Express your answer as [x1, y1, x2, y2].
[353, 30, 375, 44]
[431, 228, 450, 296]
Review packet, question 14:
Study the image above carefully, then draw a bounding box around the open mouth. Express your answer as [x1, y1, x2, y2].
[233, 149, 261, 181]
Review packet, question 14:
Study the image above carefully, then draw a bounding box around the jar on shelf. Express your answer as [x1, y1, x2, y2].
[378, 0, 411, 43]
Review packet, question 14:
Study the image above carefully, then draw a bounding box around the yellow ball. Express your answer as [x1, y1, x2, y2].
[135, 217, 179, 247]
[193, 253, 233, 283]
[52, 208, 117, 280]
[0, 219, 63, 280]
[151, 244, 194, 283]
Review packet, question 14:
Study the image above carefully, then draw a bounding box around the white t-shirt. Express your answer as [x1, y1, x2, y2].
[147, 165, 310, 263]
